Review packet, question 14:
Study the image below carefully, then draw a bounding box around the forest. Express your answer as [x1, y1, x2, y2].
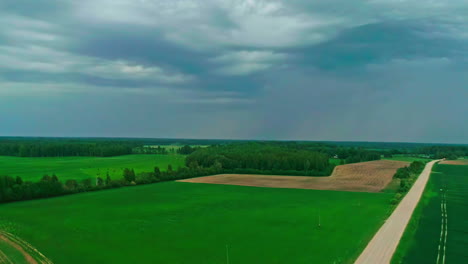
[416, 145, 468, 159]
[0, 140, 135, 157]
[1, 137, 466, 159]
[185, 142, 381, 176]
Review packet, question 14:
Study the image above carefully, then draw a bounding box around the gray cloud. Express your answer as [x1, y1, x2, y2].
[0, 0, 467, 143]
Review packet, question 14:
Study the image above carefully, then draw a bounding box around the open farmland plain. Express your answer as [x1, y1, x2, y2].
[180, 159, 409, 192]
[0, 181, 393, 264]
[392, 162, 468, 264]
[0, 155, 185, 182]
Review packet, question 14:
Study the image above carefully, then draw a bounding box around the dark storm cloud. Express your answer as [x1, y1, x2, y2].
[1, 0, 467, 143]
[288, 20, 468, 71]
[69, 25, 209, 75]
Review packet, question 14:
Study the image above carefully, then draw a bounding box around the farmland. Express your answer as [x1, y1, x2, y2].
[181, 160, 409, 192]
[0, 155, 185, 182]
[392, 163, 468, 263]
[0, 181, 393, 264]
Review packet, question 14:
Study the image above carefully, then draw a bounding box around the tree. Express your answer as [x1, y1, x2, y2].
[15, 176, 23, 185]
[188, 161, 199, 169]
[213, 161, 223, 172]
[41, 175, 52, 182]
[105, 173, 111, 186]
[65, 179, 78, 191]
[97, 177, 104, 187]
[154, 167, 161, 178]
[123, 168, 136, 182]
[304, 160, 311, 173]
[178, 145, 195, 155]
[51, 174, 59, 183]
[167, 164, 173, 172]
[81, 178, 92, 189]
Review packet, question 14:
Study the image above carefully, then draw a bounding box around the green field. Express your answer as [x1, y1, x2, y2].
[0, 182, 393, 264]
[0, 155, 185, 182]
[392, 163, 468, 263]
[329, 158, 343, 165]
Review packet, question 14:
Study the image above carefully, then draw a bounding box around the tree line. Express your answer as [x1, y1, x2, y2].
[247, 141, 383, 160]
[0, 139, 204, 158]
[132, 145, 200, 155]
[0, 164, 223, 204]
[185, 143, 335, 176]
[417, 145, 468, 160]
[0, 141, 135, 157]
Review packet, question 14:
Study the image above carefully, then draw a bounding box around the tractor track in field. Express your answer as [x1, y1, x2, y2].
[436, 183, 448, 264]
[0, 231, 52, 264]
[354, 160, 440, 264]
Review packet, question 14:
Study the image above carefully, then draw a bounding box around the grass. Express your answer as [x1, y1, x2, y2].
[0, 182, 393, 264]
[329, 158, 343, 165]
[0, 155, 186, 182]
[392, 163, 468, 263]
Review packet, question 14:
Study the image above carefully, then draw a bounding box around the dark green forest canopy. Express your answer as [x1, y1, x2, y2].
[185, 142, 381, 176]
[0, 137, 466, 158]
[0, 140, 136, 157]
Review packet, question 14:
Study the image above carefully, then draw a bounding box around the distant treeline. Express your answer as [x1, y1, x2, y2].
[1, 137, 466, 159]
[0, 139, 201, 157]
[241, 141, 385, 162]
[416, 146, 468, 160]
[185, 143, 381, 176]
[133, 145, 200, 155]
[0, 141, 135, 157]
[0, 163, 222, 204]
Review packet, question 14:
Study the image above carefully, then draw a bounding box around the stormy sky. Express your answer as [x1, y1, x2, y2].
[1, 0, 467, 143]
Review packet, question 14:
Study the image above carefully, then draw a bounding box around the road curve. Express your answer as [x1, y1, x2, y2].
[0, 231, 53, 264]
[354, 160, 440, 264]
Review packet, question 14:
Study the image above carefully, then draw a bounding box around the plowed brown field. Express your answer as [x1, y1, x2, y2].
[179, 160, 409, 192]
[439, 159, 468, 165]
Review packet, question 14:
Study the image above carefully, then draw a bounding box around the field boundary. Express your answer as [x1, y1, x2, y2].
[354, 160, 439, 264]
[179, 160, 409, 193]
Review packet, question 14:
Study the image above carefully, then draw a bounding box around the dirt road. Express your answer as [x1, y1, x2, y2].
[0, 231, 52, 264]
[354, 160, 439, 264]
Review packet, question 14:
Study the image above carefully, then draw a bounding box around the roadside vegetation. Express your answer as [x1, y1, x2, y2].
[389, 161, 426, 205]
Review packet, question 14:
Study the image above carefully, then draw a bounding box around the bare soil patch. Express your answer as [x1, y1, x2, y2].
[439, 159, 468, 165]
[179, 160, 409, 192]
